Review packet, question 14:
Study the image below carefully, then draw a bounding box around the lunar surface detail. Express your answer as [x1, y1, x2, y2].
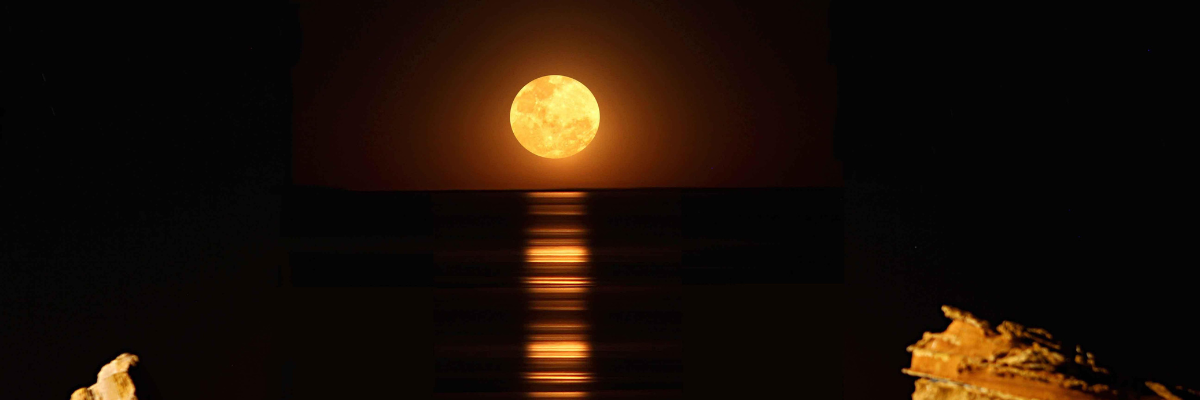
[510, 75, 600, 159]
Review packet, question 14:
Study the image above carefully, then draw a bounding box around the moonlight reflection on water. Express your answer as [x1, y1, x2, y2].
[524, 192, 593, 399]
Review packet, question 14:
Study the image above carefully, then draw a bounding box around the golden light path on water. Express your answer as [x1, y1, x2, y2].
[524, 192, 591, 399]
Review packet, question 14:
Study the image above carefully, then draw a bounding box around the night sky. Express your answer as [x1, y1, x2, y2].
[291, 1, 839, 190]
[2, 1, 1195, 400]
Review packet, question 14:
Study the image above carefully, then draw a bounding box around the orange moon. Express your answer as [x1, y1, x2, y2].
[510, 75, 600, 159]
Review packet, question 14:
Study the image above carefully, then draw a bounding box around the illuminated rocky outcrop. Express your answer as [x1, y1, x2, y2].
[904, 306, 1199, 400]
[70, 353, 145, 400]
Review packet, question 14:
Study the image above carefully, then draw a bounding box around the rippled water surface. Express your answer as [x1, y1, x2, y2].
[279, 188, 840, 399]
[435, 192, 682, 399]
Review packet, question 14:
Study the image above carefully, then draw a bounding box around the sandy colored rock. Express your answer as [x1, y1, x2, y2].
[914, 378, 1007, 400]
[70, 388, 94, 400]
[70, 353, 141, 400]
[903, 306, 1198, 400]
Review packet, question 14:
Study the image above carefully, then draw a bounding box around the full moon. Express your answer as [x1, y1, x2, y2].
[510, 75, 600, 159]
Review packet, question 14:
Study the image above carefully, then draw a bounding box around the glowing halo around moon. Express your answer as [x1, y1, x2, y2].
[510, 75, 600, 159]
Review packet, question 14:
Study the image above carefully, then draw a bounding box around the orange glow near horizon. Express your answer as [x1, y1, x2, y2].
[525, 192, 592, 399]
[526, 192, 588, 198]
[527, 392, 587, 398]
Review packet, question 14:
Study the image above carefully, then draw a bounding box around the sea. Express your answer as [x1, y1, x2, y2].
[277, 188, 842, 399]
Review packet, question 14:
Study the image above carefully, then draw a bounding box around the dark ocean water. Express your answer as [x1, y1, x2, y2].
[4, 187, 842, 399]
[276, 188, 842, 399]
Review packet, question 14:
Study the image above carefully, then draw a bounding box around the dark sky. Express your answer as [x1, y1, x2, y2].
[291, 1, 840, 190]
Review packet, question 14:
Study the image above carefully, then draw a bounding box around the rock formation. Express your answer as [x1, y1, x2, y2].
[904, 306, 1199, 400]
[70, 353, 152, 400]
